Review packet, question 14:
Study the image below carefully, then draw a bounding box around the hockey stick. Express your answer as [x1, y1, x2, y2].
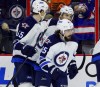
[12, 78, 18, 87]
[77, 51, 86, 70]
[6, 29, 48, 87]
[67, 51, 86, 75]
[6, 58, 28, 87]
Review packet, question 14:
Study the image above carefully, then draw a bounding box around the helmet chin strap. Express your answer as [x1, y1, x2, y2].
[59, 31, 66, 41]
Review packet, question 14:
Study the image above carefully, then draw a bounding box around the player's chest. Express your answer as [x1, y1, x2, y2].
[51, 42, 74, 54]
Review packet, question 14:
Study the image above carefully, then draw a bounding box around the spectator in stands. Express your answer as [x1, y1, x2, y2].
[0, 22, 13, 54]
[0, 0, 26, 54]
[71, 0, 95, 54]
[47, 0, 72, 16]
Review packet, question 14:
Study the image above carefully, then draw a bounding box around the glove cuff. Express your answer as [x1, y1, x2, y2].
[21, 45, 37, 57]
[48, 65, 56, 74]
[14, 42, 24, 50]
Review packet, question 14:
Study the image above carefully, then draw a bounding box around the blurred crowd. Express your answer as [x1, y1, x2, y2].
[0, 0, 96, 54]
[0, 0, 26, 53]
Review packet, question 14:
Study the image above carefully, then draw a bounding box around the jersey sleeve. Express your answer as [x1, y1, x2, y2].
[13, 16, 37, 49]
[19, 23, 39, 45]
[39, 37, 56, 73]
[19, 21, 48, 46]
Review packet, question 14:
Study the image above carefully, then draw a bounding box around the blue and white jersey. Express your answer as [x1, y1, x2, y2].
[45, 18, 58, 37]
[32, 18, 59, 63]
[39, 34, 78, 73]
[12, 15, 48, 63]
[38, 18, 58, 48]
[92, 40, 100, 62]
[12, 18, 59, 64]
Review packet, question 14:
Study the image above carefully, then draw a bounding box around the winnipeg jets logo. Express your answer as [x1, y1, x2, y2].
[9, 5, 24, 20]
[54, 52, 69, 67]
[59, 55, 66, 64]
[13, 7, 20, 17]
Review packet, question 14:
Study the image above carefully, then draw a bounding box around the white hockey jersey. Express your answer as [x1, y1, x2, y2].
[12, 16, 48, 64]
[12, 17, 59, 65]
[40, 34, 78, 73]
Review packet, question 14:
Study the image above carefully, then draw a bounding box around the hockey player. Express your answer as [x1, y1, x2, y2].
[22, 5, 74, 63]
[91, 40, 100, 87]
[45, 5, 74, 38]
[35, 6, 74, 48]
[45, 5, 83, 54]
[33, 5, 75, 65]
[11, 0, 48, 87]
[35, 19, 78, 87]
[22, 5, 74, 57]
[13, 4, 75, 87]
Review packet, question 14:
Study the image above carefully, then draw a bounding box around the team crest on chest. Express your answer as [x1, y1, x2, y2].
[54, 51, 69, 67]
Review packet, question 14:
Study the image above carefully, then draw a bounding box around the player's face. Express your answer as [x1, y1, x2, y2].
[63, 29, 74, 40]
[74, 4, 87, 13]
[60, 13, 73, 21]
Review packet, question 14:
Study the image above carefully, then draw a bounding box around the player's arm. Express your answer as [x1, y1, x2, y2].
[13, 20, 38, 56]
[39, 37, 53, 73]
[68, 42, 78, 79]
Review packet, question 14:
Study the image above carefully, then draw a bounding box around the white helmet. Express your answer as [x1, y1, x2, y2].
[57, 19, 74, 32]
[60, 6, 74, 15]
[32, 0, 48, 13]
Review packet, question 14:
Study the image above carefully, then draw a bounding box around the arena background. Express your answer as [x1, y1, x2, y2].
[0, 0, 99, 87]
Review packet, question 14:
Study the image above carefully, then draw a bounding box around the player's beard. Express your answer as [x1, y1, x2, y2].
[64, 35, 72, 41]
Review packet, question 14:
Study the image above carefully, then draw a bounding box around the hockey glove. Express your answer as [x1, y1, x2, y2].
[68, 60, 78, 79]
[21, 45, 37, 57]
[51, 68, 66, 80]
[14, 42, 24, 50]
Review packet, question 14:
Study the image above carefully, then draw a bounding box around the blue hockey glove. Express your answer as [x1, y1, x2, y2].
[21, 45, 37, 57]
[51, 68, 66, 80]
[68, 60, 78, 79]
[14, 42, 23, 50]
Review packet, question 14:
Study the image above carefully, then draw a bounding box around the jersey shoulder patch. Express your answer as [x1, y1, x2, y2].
[19, 15, 37, 30]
